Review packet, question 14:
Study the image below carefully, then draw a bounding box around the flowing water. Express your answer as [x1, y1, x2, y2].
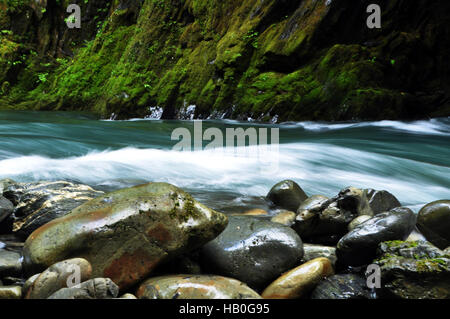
[0, 111, 449, 214]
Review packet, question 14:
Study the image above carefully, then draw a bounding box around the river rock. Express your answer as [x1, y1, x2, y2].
[23, 183, 228, 290]
[267, 180, 308, 211]
[261, 258, 334, 299]
[0, 179, 16, 195]
[311, 274, 371, 299]
[297, 195, 329, 212]
[293, 187, 372, 245]
[22, 273, 40, 296]
[0, 196, 14, 224]
[365, 189, 401, 215]
[374, 240, 450, 299]
[0, 285, 22, 299]
[48, 278, 119, 299]
[271, 210, 296, 226]
[337, 207, 416, 266]
[136, 275, 261, 299]
[118, 293, 137, 299]
[406, 228, 427, 242]
[0, 249, 22, 277]
[201, 216, 303, 290]
[232, 208, 269, 216]
[417, 200, 450, 249]
[162, 253, 202, 275]
[26, 258, 92, 299]
[302, 244, 337, 266]
[348, 215, 372, 231]
[2, 181, 104, 238]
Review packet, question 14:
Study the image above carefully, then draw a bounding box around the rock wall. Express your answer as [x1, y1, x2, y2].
[0, 0, 449, 121]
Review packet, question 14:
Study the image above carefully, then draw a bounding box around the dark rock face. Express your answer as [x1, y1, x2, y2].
[374, 241, 450, 299]
[365, 189, 401, 215]
[417, 200, 450, 249]
[0, 196, 14, 224]
[1, 0, 450, 120]
[337, 207, 416, 266]
[136, 275, 261, 299]
[201, 216, 304, 290]
[48, 278, 119, 299]
[23, 183, 228, 290]
[311, 274, 371, 299]
[2, 181, 104, 239]
[293, 187, 372, 245]
[267, 180, 308, 211]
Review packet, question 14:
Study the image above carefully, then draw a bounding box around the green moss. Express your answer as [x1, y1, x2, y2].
[384, 240, 419, 248]
[0, 0, 435, 120]
[416, 259, 446, 273]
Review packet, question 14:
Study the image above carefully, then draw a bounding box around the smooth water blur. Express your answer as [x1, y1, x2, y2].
[0, 110, 449, 213]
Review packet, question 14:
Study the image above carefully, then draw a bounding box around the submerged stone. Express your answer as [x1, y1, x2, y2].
[267, 180, 308, 211]
[136, 275, 261, 299]
[417, 200, 450, 249]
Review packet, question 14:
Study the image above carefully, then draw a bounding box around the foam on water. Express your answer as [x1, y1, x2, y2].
[0, 113, 449, 212]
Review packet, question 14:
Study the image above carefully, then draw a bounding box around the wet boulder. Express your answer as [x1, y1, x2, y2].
[0, 286, 22, 299]
[23, 183, 228, 290]
[26, 258, 92, 299]
[374, 240, 450, 299]
[201, 216, 303, 290]
[48, 278, 119, 299]
[267, 180, 308, 211]
[261, 258, 334, 299]
[417, 200, 450, 249]
[2, 181, 104, 238]
[311, 274, 371, 299]
[337, 207, 416, 266]
[0, 196, 14, 224]
[136, 275, 261, 299]
[271, 210, 296, 226]
[364, 189, 401, 215]
[293, 187, 372, 245]
[348, 215, 372, 231]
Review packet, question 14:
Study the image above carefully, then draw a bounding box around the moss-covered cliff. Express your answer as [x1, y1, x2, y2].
[0, 0, 449, 121]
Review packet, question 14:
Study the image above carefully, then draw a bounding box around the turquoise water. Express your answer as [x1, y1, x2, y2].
[0, 111, 449, 213]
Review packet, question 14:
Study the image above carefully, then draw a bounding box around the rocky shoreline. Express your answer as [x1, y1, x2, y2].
[0, 178, 449, 299]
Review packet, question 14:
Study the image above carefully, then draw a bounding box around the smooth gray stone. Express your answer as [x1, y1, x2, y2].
[201, 216, 304, 290]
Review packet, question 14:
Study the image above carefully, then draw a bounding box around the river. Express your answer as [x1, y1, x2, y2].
[0, 111, 449, 214]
